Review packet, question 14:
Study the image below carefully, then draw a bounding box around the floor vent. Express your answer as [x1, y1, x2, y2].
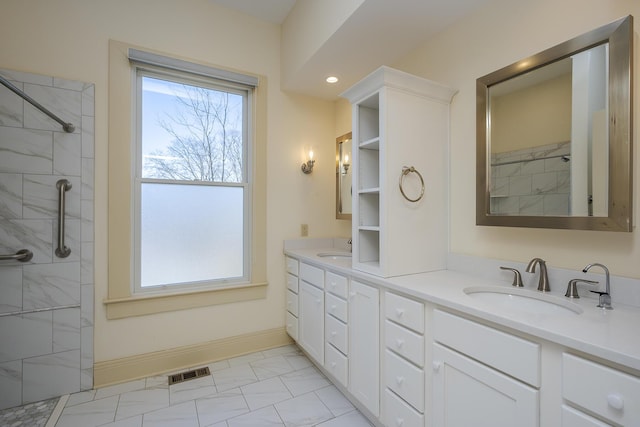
[168, 367, 211, 385]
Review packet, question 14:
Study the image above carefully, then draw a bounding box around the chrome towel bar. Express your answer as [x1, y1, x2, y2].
[0, 249, 33, 262]
[0, 74, 75, 133]
[55, 179, 72, 258]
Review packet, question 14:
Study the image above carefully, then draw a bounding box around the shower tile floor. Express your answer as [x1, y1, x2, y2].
[0, 397, 59, 427]
[50, 344, 372, 427]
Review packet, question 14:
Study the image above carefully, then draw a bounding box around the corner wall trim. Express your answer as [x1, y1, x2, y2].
[94, 327, 293, 388]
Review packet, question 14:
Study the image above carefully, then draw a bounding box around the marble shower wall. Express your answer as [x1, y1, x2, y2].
[0, 69, 94, 410]
[490, 141, 571, 216]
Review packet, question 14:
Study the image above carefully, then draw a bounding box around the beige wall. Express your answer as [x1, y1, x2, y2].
[0, 0, 346, 362]
[394, 0, 640, 278]
[491, 73, 572, 153]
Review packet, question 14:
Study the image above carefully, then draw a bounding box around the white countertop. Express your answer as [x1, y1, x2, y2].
[284, 246, 640, 373]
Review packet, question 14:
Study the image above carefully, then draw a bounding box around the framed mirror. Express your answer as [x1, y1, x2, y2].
[336, 132, 352, 219]
[476, 15, 633, 231]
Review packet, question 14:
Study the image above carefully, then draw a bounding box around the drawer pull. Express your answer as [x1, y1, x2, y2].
[395, 339, 404, 348]
[396, 376, 404, 385]
[433, 361, 442, 372]
[396, 308, 405, 317]
[607, 393, 624, 410]
[396, 418, 404, 426]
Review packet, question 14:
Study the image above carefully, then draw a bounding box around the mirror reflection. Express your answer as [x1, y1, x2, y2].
[489, 44, 608, 217]
[336, 132, 352, 219]
[476, 15, 632, 231]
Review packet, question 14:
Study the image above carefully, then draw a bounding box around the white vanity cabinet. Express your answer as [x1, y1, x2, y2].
[285, 256, 299, 340]
[562, 353, 640, 426]
[349, 280, 380, 416]
[383, 292, 426, 427]
[342, 66, 456, 278]
[432, 310, 539, 427]
[324, 271, 349, 387]
[298, 262, 325, 365]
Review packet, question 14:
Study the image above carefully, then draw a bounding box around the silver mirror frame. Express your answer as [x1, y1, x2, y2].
[336, 132, 352, 220]
[476, 15, 633, 231]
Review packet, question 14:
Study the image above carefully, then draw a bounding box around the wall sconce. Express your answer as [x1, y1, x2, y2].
[342, 154, 350, 175]
[301, 149, 315, 174]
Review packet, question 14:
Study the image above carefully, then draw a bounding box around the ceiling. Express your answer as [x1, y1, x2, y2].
[209, 0, 492, 99]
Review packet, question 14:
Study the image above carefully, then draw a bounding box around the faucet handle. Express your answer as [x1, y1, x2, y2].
[500, 266, 523, 287]
[590, 290, 613, 310]
[565, 279, 598, 298]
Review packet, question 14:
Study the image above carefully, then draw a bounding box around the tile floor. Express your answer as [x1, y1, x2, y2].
[52, 345, 373, 427]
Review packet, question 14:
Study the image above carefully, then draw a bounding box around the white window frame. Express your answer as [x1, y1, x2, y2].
[130, 55, 255, 295]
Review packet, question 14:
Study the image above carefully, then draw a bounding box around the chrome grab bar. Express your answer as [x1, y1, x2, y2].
[0, 75, 75, 133]
[55, 179, 72, 258]
[0, 249, 33, 262]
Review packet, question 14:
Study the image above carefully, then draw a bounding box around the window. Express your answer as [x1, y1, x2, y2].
[131, 55, 254, 293]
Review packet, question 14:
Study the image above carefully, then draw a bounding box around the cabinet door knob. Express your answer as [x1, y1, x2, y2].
[607, 393, 624, 410]
[331, 304, 337, 311]
[396, 418, 404, 426]
[396, 376, 404, 385]
[315, 299, 321, 304]
[331, 331, 337, 337]
[396, 308, 405, 317]
[331, 362, 337, 368]
[331, 282, 336, 288]
[349, 291, 357, 298]
[433, 361, 442, 372]
[396, 339, 404, 348]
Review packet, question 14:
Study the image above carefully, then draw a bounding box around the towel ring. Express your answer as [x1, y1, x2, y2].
[399, 166, 425, 202]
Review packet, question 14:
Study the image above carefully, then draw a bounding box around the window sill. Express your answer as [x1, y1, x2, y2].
[104, 282, 268, 319]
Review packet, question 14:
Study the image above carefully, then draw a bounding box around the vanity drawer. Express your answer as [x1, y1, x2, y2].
[562, 353, 640, 425]
[286, 311, 298, 341]
[325, 342, 348, 387]
[384, 388, 424, 427]
[286, 256, 299, 275]
[385, 349, 424, 412]
[325, 271, 348, 299]
[433, 310, 540, 387]
[561, 405, 611, 427]
[286, 273, 299, 293]
[286, 289, 298, 316]
[300, 262, 324, 289]
[385, 292, 424, 333]
[385, 320, 424, 367]
[326, 293, 348, 322]
[325, 314, 348, 355]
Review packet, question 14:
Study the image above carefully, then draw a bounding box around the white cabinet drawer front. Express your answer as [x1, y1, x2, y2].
[300, 262, 324, 289]
[385, 350, 424, 412]
[286, 256, 299, 275]
[325, 271, 348, 298]
[326, 293, 348, 322]
[325, 342, 348, 387]
[385, 320, 424, 367]
[286, 289, 298, 316]
[286, 273, 299, 293]
[384, 389, 424, 427]
[561, 405, 612, 427]
[385, 292, 424, 333]
[325, 314, 348, 355]
[286, 311, 298, 341]
[562, 353, 640, 425]
[433, 310, 540, 387]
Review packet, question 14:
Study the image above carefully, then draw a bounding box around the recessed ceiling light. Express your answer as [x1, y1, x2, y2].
[326, 76, 339, 84]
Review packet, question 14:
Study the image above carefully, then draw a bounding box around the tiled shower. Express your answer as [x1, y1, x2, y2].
[0, 68, 94, 410]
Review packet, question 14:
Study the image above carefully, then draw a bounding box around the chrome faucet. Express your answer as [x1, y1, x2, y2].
[526, 258, 550, 292]
[583, 263, 613, 310]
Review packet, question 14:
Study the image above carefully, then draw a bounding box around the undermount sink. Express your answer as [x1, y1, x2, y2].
[464, 286, 583, 315]
[317, 252, 352, 259]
